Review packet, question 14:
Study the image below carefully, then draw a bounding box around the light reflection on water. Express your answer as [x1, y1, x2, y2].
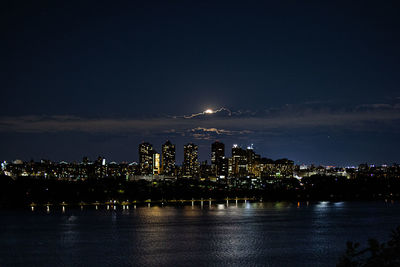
[1, 201, 400, 267]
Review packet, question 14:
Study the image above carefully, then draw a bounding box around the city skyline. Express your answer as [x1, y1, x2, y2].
[2, 2, 400, 266]
[1, 1, 399, 166]
[1, 138, 396, 169]
[6, 138, 398, 182]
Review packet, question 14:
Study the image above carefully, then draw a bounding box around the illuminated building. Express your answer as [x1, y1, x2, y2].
[220, 157, 228, 178]
[231, 144, 247, 177]
[95, 156, 107, 178]
[246, 145, 255, 165]
[153, 153, 161, 175]
[183, 143, 199, 178]
[161, 140, 175, 175]
[211, 141, 225, 177]
[139, 142, 155, 175]
[200, 160, 212, 179]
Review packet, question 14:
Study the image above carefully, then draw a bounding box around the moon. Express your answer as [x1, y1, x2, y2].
[204, 109, 214, 114]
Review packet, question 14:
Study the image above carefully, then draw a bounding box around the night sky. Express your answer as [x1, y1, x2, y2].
[1, 1, 400, 166]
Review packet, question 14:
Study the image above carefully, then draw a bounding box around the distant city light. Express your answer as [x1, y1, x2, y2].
[204, 109, 213, 114]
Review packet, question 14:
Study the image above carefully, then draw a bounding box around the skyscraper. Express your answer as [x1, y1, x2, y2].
[246, 145, 256, 165]
[231, 144, 247, 177]
[183, 143, 199, 178]
[161, 140, 175, 176]
[211, 141, 225, 176]
[153, 153, 161, 175]
[139, 142, 154, 175]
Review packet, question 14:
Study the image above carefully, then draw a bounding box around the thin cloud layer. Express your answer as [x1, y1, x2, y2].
[1, 104, 399, 139]
[172, 107, 232, 119]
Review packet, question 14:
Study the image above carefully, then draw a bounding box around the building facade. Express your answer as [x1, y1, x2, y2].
[183, 143, 199, 178]
[139, 142, 154, 175]
[161, 140, 175, 175]
[153, 153, 161, 175]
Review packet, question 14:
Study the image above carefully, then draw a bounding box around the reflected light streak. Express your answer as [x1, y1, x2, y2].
[217, 204, 225, 210]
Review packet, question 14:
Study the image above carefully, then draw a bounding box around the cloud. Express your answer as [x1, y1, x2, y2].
[186, 127, 253, 140]
[0, 104, 399, 138]
[172, 107, 232, 119]
[190, 127, 251, 135]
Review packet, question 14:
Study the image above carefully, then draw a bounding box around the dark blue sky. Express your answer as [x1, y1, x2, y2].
[1, 1, 400, 165]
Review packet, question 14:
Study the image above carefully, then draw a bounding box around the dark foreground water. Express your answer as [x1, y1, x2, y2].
[1, 201, 400, 266]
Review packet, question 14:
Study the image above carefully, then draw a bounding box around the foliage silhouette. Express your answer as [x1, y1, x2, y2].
[337, 226, 400, 267]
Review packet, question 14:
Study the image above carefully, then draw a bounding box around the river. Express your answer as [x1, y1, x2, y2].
[1, 201, 399, 266]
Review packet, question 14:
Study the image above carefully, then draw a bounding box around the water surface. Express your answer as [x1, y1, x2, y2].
[1, 201, 399, 266]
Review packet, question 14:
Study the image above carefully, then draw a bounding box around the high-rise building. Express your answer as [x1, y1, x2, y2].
[139, 142, 154, 175]
[220, 157, 228, 178]
[246, 145, 256, 165]
[200, 160, 212, 179]
[94, 156, 107, 178]
[161, 140, 175, 175]
[153, 153, 161, 175]
[211, 141, 225, 176]
[183, 143, 199, 178]
[231, 144, 247, 177]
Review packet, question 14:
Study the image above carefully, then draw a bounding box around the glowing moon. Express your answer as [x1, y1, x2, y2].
[204, 109, 213, 114]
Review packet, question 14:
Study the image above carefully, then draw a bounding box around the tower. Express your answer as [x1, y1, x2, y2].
[211, 141, 225, 176]
[183, 143, 199, 178]
[153, 153, 161, 175]
[139, 142, 154, 175]
[161, 140, 176, 176]
[231, 144, 247, 177]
